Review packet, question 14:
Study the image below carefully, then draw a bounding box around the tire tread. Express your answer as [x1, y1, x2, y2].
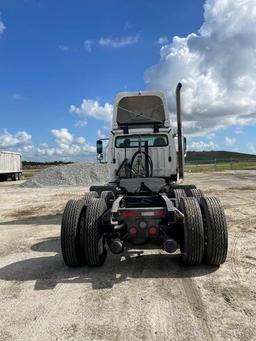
[173, 189, 187, 208]
[84, 198, 107, 266]
[200, 197, 228, 265]
[61, 199, 85, 267]
[188, 188, 204, 201]
[180, 197, 204, 265]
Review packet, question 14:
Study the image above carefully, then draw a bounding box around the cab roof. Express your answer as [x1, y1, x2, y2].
[112, 91, 170, 129]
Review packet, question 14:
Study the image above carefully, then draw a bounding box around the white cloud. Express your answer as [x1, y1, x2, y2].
[189, 140, 219, 151]
[0, 129, 32, 148]
[52, 128, 74, 145]
[0, 19, 5, 36]
[235, 128, 243, 134]
[84, 40, 92, 52]
[97, 126, 109, 139]
[36, 144, 56, 157]
[247, 143, 256, 154]
[98, 35, 139, 48]
[74, 120, 88, 128]
[157, 37, 168, 45]
[97, 130, 104, 139]
[76, 136, 86, 144]
[225, 136, 236, 146]
[145, 0, 256, 136]
[206, 133, 215, 140]
[70, 99, 113, 121]
[35, 128, 95, 158]
[0, 128, 96, 161]
[15, 131, 32, 145]
[59, 45, 69, 52]
[82, 144, 96, 153]
[51, 128, 95, 156]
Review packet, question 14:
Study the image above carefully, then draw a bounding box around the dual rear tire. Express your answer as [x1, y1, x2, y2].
[61, 197, 107, 267]
[173, 187, 204, 207]
[61, 191, 228, 268]
[180, 196, 228, 266]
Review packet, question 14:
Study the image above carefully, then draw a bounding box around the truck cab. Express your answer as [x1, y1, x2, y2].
[97, 91, 180, 182]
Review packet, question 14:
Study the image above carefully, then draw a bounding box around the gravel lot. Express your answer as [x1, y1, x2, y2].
[0, 171, 256, 341]
[22, 163, 108, 188]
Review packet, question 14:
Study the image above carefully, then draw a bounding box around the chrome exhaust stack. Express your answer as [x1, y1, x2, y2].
[176, 83, 184, 181]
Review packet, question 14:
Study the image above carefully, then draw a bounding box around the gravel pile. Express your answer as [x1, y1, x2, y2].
[22, 163, 108, 188]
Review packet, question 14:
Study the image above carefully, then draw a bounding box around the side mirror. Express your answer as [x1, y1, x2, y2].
[96, 140, 103, 154]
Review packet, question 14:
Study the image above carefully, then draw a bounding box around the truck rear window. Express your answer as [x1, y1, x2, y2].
[115, 135, 168, 148]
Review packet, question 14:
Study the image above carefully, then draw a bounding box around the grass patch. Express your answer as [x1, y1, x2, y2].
[22, 169, 40, 179]
[185, 161, 256, 173]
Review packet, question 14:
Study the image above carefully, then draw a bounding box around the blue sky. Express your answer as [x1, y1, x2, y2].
[0, 0, 256, 160]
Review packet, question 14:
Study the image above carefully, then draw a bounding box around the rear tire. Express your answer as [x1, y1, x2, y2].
[173, 189, 187, 208]
[61, 199, 86, 267]
[84, 191, 98, 205]
[172, 184, 197, 196]
[200, 197, 228, 266]
[188, 188, 204, 201]
[180, 197, 204, 265]
[83, 198, 107, 266]
[90, 185, 117, 197]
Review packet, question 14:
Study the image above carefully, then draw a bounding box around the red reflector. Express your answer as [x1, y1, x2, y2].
[129, 227, 137, 236]
[120, 211, 140, 218]
[149, 226, 158, 236]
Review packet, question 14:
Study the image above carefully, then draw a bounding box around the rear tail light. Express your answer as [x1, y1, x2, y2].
[149, 226, 158, 236]
[129, 227, 137, 236]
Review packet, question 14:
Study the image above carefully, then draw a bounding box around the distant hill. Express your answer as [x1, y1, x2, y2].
[186, 150, 256, 162]
[22, 160, 73, 168]
[22, 151, 256, 166]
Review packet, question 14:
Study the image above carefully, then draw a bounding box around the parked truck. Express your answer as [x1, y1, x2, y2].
[61, 83, 228, 267]
[0, 151, 22, 181]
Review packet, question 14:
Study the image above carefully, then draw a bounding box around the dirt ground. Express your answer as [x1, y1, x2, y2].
[0, 171, 256, 341]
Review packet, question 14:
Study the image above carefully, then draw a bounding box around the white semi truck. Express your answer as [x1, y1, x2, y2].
[60, 84, 228, 268]
[0, 151, 22, 181]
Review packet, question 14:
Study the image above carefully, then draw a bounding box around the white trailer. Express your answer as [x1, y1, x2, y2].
[0, 151, 22, 181]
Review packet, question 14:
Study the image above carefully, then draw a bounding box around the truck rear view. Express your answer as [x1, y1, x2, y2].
[60, 84, 228, 268]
